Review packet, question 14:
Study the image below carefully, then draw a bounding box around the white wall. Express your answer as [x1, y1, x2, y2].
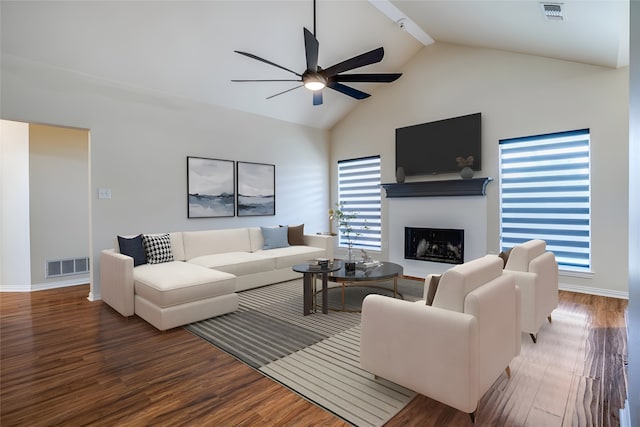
[0, 120, 32, 291]
[1, 57, 330, 298]
[331, 42, 629, 297]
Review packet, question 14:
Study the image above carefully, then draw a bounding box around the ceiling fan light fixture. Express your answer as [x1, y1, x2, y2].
[304, 80, 326, 91]
[303, 75, 327, 91]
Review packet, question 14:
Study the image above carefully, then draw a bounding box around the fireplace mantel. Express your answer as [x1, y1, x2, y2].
[381, 177, 493, 198]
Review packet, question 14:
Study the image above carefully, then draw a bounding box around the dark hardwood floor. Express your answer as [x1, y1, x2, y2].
[0, 285, 628, 426]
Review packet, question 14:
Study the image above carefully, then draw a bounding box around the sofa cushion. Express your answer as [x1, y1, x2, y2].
[142, 233, 174, 264]
[188, 252, 275, 276]
[285, 224, 305, 245]
[169, 232, 186, 261]
[133, 261, 236, 308]
[255, 245, 326, 269]
[261, 226, 290, 250]
[118, 234, 147, 266]
[183, 229, 252, 260]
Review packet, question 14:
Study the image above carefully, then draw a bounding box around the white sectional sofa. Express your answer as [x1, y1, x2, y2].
[100, 226, 333, 330]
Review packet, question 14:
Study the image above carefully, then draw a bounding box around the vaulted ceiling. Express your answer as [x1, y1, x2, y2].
[0, 1, 630, 129]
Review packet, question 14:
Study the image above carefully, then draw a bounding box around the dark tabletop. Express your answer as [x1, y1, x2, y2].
[292, 262, 341, 274]
[328, 261, 403, 282]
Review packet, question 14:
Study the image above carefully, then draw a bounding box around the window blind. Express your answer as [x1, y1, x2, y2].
[337, 156, 381, 250]
[499, 129, 591, 271]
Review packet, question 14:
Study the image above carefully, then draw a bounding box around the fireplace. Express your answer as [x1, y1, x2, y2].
[404, 227, 464, 264]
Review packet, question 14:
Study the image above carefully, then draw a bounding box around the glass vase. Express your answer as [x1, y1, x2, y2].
[345, 246, 356, 273]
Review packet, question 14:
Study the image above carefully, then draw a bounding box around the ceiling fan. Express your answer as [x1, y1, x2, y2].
[231, 0, 402, 106]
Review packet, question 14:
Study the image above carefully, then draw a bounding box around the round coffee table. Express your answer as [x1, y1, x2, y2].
[328, 261, 404, 312]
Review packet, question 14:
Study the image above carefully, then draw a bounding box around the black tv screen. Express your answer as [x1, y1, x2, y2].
[395, 112, 481, 176]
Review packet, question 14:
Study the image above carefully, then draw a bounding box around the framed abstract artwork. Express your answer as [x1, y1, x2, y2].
[236, 161, 275, 216]
[187, 156, 235, 218]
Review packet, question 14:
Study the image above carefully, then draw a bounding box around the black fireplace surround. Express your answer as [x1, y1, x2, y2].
[404, 227, 464, 264]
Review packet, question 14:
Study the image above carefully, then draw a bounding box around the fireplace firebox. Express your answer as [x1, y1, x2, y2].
[404, 227, 464, 264]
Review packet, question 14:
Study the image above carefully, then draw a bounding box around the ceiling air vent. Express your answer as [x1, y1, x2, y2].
[541, 3, 564, 20]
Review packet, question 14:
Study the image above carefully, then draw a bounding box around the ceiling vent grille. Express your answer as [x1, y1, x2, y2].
[541, 3, 564, 20]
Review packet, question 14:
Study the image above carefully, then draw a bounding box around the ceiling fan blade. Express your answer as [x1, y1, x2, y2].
[320, 47, 384, 78]
[266, 85, 304, 100]
[327, 82, 370, 100]
[231, 79, 302, 82]
[234, 51, 302, 77]
[313, 90, 323, 106]
[333, 73, 402, 83]
[304, 28, 319, 72]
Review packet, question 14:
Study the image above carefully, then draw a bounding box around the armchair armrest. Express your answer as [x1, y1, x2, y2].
[360, 294, 479, 414]
[100, 249, 135, 317]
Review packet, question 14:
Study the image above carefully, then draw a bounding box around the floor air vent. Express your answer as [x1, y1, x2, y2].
[46, 257, 90, 278]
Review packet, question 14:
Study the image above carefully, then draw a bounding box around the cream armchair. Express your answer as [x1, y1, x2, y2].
[502, 239, 558, 343]
[360, 255, 521, 420]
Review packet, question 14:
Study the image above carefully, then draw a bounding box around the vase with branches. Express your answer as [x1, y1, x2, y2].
[330, 202, 367, 272]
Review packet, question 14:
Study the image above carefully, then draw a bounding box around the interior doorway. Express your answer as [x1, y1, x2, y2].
[0, 120, 91, 292]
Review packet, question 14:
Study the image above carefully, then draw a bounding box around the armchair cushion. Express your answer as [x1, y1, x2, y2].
[498, 248, 512, 268]
[424, 274, 441, 306]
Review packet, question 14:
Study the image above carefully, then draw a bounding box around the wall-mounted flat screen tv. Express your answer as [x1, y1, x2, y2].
[395, 112, 481, 176]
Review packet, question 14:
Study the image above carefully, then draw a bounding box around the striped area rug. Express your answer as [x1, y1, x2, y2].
[186, 278, 422, 426]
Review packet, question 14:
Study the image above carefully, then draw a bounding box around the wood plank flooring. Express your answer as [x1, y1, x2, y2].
[0, 285, 628, 426]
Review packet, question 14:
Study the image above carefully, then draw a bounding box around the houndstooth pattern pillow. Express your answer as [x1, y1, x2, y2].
[142, 233, 174, 264]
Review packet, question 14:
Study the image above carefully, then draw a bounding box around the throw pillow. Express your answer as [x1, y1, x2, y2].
[425, 274, 441, 306]
[142, 233, 174, 264]
[118, 234, 147, 266]
[287, 224, 305, 245]
[262, 226, 290, 250]
[498, 248, 512, 268]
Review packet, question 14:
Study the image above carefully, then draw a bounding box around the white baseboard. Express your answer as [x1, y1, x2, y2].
[559, 282, 629, 299]
[0, 284, 31, 292]
[31, 276, 90, 292]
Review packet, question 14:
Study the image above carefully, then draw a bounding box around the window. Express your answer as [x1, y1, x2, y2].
[337, 156, 381, 250]
[499, 129, 591, 271]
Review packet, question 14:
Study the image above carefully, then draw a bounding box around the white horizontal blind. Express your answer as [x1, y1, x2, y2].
[499, 129, 591, 271]
[337, 156, 381, 250]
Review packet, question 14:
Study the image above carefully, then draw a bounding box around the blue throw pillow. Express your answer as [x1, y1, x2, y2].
[118, 234, 147, 266]
[262, 226, 290, 250]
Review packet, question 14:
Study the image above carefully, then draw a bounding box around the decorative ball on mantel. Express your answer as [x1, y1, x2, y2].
[396, 166, 406, 183]
[456, 156, 475, 179]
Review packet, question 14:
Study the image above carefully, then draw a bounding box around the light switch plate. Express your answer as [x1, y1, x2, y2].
[98, 188, 112, 199]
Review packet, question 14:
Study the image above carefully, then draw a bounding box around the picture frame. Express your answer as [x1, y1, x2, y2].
[236, 161, 275, 216]
[187, 156, 235, 218]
